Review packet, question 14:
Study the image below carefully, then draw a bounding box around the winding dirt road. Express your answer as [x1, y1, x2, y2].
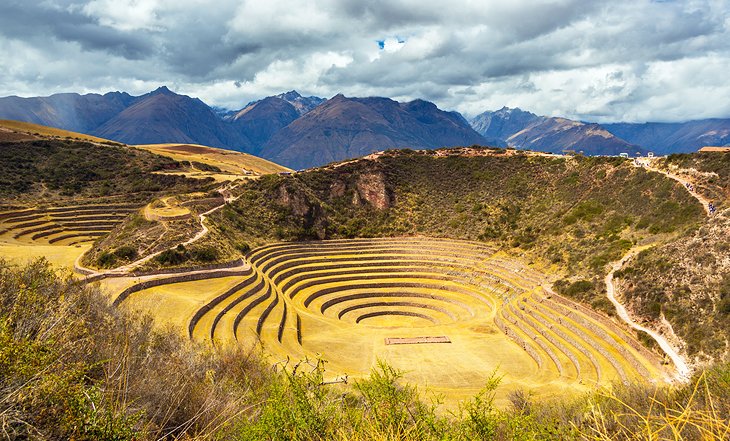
[638, 160, 712, 216]
[76, 183, 241, 277]
[605, 247, 691, 381]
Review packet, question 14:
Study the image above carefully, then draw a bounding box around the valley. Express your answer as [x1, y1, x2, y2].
[0, 122, 727, 438]
[4, 1, 730, 437]
[103, 237, 669, 404]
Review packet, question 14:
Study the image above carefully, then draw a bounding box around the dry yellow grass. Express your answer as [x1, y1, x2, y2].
[698, 146, 730, 152]
[0, 119, 114, 143]
[106, 237, 671, 408]
[135, 143, 291, 175]
[0, 243, 89, 273]
[112, 276, 246, 330]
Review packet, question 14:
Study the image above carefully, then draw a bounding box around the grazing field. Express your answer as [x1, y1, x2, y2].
[143, 196, 192, 220]
[109, 237, 669, 403]
[0, 243, 90, 271]
[135, 143, 292, 177]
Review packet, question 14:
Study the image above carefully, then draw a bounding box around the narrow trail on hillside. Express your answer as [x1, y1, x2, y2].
[605, 247, 691, 381]
[76, 182, 242, 277]
[639, 161, 712, 216]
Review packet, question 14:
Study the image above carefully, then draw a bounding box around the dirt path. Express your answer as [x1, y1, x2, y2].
[605, 247, 691, 381]
[76, 183, 242, 277]
[143, 196, 191, 221]
[638, 160, 712, 216]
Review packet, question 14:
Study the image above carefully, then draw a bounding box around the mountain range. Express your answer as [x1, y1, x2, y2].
[260, 94, 500, 169]
[1, 87, 728, 168]
[470, 107, 644, 156]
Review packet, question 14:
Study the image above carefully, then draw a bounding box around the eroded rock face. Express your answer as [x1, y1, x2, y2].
[275, 185, 312, 218]
[355, 172, 391, 210]
[273, 182, 328, 238]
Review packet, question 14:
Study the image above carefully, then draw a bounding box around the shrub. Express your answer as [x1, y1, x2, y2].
[190, 246, 218, 262]
[155, 248, 188, 265]
[0, 258, 271, 440]
[114, 246, 137, 260]
[557, 279, 595, 300]
[97, 251, 116, 268]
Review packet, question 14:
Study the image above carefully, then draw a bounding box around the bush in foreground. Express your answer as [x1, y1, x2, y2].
[0, 259, 728, 440]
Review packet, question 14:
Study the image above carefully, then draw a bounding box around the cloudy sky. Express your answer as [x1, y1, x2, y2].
[1, 0, 729, 122]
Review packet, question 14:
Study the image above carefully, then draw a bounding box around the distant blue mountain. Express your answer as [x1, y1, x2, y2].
[470, 107, 644, 156]
[1, 87, 727, 167]
[470, 107, 730, 156]
[603, 120, 730, 154]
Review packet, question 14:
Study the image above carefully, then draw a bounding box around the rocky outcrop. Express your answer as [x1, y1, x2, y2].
[354, 172, 391, 210]
[276, 185, 314, 218]
[273, 181, 328, 238]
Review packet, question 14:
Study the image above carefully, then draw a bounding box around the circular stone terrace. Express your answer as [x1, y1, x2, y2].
[107, 237, 670, 403]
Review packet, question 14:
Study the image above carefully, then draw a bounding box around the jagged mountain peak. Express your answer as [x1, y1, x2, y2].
[276, 90, 302, 100]
[150, 85, 174, 95]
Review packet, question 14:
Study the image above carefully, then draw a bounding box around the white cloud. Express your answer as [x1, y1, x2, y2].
[0, 0, 729, 121]
[82, 0, 162, 31]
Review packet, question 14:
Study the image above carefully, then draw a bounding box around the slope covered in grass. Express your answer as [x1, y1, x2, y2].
[615, 152, 730, 363]
[0, 139, 213, 203]
[210, 148, 712, 354]
[0, 119, 116, 143]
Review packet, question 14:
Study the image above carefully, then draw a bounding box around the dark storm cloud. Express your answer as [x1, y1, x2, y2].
[0, 0, 729, 122]
[0, 1, 151, 58]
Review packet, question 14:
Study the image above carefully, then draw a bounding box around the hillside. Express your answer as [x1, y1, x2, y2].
[471, 108, 643, 155]
[604, 119, 730, 154]
[0, 119, 117, 144]
[261, 95, 502, 169]
[135, 143, 291, 176]
[613, 152, 730, 363]
[225, 95, 303, 154]
[0, 139, 211, 204]
[470, 107, 543, 140]
[224, 91, 325, 153]
[0, 91, 135, 133]
[206, 148, 719, 362]
[510, 119, 644, 156]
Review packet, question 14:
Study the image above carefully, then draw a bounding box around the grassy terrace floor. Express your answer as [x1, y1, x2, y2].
[0, 204, 142, 272]
[105, 237, 671, 406]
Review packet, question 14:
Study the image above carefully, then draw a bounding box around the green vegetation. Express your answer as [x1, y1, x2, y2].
[97, 245, 139, 268]
[611, 152, 730, 361]
[2, 259, 728, 440]
[212, 151, 703, 312]
[661, 152, 730, 205]
[188, 160, 222, 172]
[155, 244, 219, 265]
[616, 241, 730, 360]
[664, 152, 730, 187]
[0, 140, 214, 202]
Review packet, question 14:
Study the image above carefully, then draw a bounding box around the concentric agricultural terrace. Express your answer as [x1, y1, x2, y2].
[0, 204, 139, 245]
[110, 237, 669, 398]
